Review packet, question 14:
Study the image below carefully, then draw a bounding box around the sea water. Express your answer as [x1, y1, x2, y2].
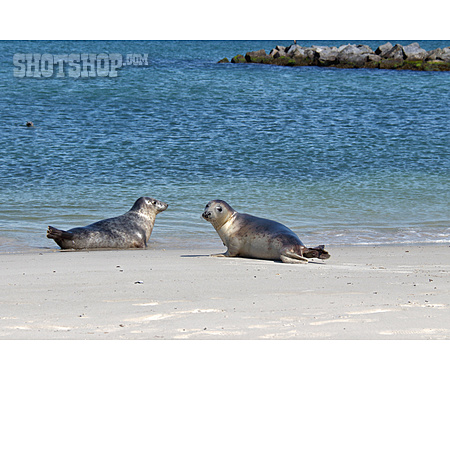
[0, 40, 449, 252]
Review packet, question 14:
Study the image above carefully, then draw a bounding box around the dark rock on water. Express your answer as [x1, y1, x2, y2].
[231, 54, 246, 63]
[245, 49, 269, 63]
[225, 42, 450, 71]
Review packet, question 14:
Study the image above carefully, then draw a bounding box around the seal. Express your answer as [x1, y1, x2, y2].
[26, 121, 34, 127]
[202, 200, 330, 263]
[47, 197, 168, 249]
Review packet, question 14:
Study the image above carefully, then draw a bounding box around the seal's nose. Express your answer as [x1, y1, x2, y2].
[202, 211, 211, 219]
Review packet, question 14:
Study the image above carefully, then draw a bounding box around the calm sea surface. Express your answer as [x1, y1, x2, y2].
[0, 40, 449, 252]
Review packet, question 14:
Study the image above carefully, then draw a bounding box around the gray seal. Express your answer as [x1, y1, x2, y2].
[47, 197, 168, 249]
[202, 200, 330, 263]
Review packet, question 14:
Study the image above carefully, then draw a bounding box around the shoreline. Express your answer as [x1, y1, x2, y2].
[1, 244, 449, 340]
[0, 240, 449, 256]
[1, 225, 449, 254]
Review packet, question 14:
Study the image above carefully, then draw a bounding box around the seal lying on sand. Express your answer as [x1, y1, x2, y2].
[202, 200, 330, 263]
[47, 197, 168, 249]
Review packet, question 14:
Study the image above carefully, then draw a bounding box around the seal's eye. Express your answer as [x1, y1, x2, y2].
[217, 206, 222, 212]
[152, 200, 156, 205]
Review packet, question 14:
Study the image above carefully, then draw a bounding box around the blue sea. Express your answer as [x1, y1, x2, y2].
[0, 40, 449, 252]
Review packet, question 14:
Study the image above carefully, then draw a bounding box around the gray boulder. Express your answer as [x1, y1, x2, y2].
[426, 48, 442, 60]
[303, 48, 318, 60]
[367, 54, 382, 62]
[269, 48, 286, 58]
[375, 42, 393, 57]
[338, 44, 371, 66]
[286, 44, 306, 58]
[245, 49, 267, 62]
[427, 47, 450, 62]
[231, 54, 246, 63]
[384, 44, 405, 61]
[314, 46, 339, 65]
[356, 44, 375, 54]
[403, 42, 428, 60]
[442, 47, 450, 61]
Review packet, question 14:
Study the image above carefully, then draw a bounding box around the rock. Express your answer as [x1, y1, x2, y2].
[338, 44, 371, 67]
[426, 47, 450, 62]
[356, 44, 375, 54]
[269, 48, 286, 58]
[375, 42, 393, 57]
[271, 56, 299, 67]
[231, 54, 246, 63]
[367, 54, 381, 62]
[315, 46, 339, 66]
[217, 57, 229, 63]
[245, 49, 267, 62]
[365, 53, 381, 68]
[379, 59, 404, 70]
[429, 47, 450, 62]
[285, 44, 306, 58]
[441, 47, 450, 62]
[384, 44, 405, 61]
[303, 48, 317, 59]
[423, 60, 450, 70]
[228, 43, 450, 71]
[426, 48, 443, 60]
[403, 42, 428, 61]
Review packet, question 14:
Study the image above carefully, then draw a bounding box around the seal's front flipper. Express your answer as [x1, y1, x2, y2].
[210, 253, 227, 257]
[210, 249, 237, 258]
[302, 245, 330, 260]
[280, 251, 308, 264]
[47, 226, 74, 240]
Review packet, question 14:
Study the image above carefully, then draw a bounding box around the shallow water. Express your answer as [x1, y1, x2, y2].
[1, 40, 449, 252]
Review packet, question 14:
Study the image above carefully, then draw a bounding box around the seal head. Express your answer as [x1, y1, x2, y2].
[202, 199, 236, 230]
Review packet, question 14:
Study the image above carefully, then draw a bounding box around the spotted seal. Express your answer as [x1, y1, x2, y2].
[202, 200, 330, 263]
[47, 197, 168, 249]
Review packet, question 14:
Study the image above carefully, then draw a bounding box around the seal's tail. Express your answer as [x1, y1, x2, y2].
[302, 245, 330, 260]
[47, 226, 74, 240]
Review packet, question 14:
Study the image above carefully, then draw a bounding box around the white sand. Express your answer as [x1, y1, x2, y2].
[1, 244, 449, 339]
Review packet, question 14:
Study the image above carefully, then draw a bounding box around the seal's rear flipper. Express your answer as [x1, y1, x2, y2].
[302, 245, 330, 260]
[281, 251, 308, 263]
[47, 226, 74, 240]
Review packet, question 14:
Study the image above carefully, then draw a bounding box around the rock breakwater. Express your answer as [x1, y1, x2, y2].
[220, 42, 450, 71]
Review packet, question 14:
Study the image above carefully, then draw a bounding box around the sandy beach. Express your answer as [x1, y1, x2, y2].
[1, 244, 448, 340]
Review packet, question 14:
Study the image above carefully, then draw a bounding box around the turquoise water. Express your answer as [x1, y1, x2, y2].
[0, 40, 449, 252]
